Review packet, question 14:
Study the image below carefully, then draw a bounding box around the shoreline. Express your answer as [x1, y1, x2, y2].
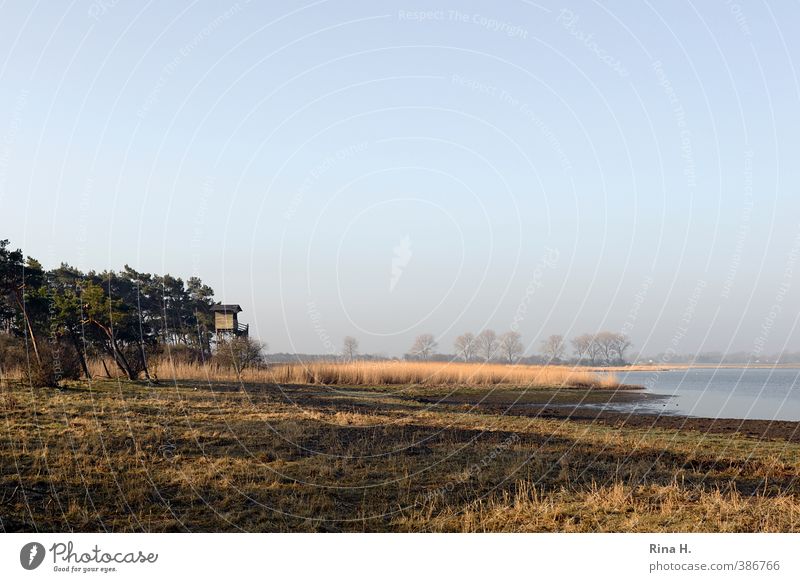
[516, 405, 800, 443]
[590, 363, 800, 371]
[418, 387, 800, 443]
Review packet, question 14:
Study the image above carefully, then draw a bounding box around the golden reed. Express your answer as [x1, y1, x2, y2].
[80, 358, 620, 389]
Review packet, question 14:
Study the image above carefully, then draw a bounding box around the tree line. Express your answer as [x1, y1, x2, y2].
[0, 239, 244, 385]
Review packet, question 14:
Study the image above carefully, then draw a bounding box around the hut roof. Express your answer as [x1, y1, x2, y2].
[210, 304, 242, 313]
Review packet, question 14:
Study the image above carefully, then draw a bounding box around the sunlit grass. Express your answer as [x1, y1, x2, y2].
[1, 379, 798, 532]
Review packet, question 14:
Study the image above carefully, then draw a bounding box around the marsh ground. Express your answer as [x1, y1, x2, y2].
[1, 379, 799, 532]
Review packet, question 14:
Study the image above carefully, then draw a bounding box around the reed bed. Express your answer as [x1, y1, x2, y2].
[100, 359, 620, 389]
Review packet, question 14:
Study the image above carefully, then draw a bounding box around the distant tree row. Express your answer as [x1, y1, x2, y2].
[452, 330, 525, 363]
[400, 330, 631, 366]
[567, 332, 632, 365]
[398, 330, 525, 363]
[535, 332, 631, 365]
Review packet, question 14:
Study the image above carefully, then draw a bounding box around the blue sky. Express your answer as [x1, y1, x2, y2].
[2, 1, 799, 357]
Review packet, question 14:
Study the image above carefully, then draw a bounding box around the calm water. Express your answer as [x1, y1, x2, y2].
[598, 367, 800, 421]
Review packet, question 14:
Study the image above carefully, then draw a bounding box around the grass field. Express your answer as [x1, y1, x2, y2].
[1, 376, 798, 532]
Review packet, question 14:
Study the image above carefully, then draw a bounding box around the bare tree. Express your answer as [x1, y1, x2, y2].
[590, 332, 633, 365]
[476, 329, 497, 362]
[453, 332, 476, 361]
[498, 331, 524, 363]
[540, 334, 565, 362]
[594, 331, 617, 364]
[342, 336, 359, 362]
[587, 335, 604, 365]
[609, 333, 632, 363]
[409, 333, 438, 360]
[571, 333, 594, 364]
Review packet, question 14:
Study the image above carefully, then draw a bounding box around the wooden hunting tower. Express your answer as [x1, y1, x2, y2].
[210, 304, 249, 337]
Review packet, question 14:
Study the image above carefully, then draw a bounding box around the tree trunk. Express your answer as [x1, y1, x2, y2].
[111, 339, 136, 380]
[103, 342, 127, 377]
[137, 339, 152, 382]
[93, 321, 136, 380]
[101, 358, 112, 378]
[69, 332, 91, 380]
[13, 291, 42, 366]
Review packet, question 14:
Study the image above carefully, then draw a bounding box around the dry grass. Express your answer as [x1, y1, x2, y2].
[1, 378, 798, 532]
[407, 480, 800, 532]
[90, 359, 620, 389]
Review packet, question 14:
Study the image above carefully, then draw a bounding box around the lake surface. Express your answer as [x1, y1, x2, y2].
[598, 367, 800, 421]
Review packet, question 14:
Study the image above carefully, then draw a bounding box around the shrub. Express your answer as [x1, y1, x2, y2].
[213, 337, 265, 373]
[23, 341, 83, 387]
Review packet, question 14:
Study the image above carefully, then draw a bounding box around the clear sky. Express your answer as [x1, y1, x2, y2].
[2, 1, 799, 358]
